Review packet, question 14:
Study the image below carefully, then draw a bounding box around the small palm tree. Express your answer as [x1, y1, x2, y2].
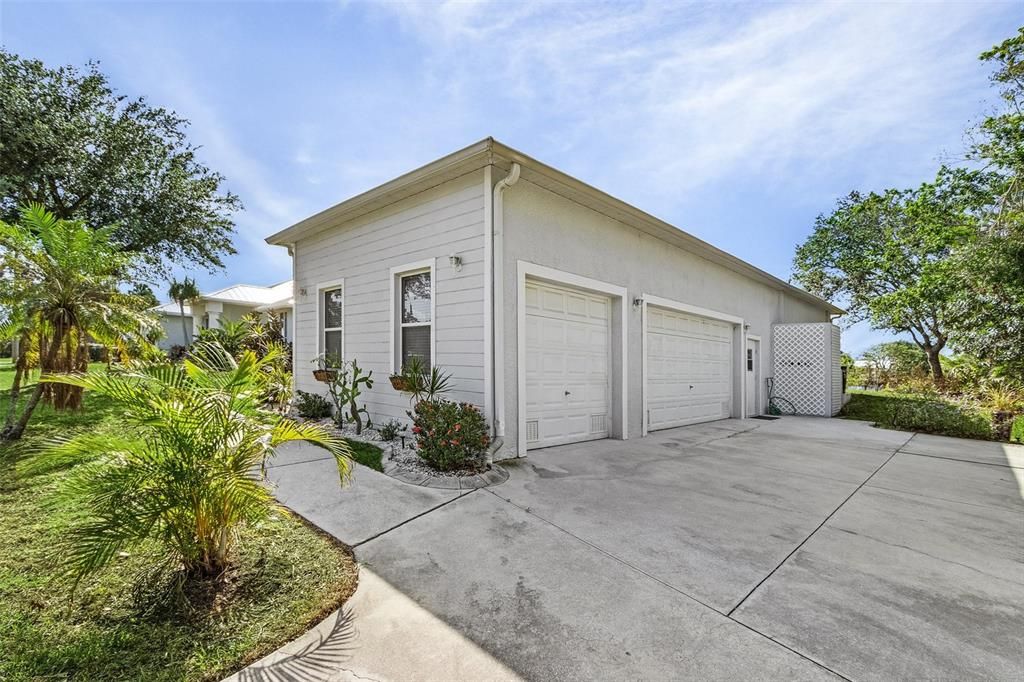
[26, 342, 352, 585]
[0, 204, 155, 438]
[167, 276, 200, 348]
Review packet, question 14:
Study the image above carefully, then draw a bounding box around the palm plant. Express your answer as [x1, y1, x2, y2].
[0, 204, 155, 439]
[167, 276, 200, 349]
[25, 341, 352, 585]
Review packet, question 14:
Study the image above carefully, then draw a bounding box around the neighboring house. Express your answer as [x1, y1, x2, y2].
[266, 138, 844, 457]
[153, 281, 293, 350]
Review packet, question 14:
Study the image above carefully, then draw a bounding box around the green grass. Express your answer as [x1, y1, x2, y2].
[345, 438, 384, 472]
[0, 357, 108, 392]
[0, 374, 359, 682]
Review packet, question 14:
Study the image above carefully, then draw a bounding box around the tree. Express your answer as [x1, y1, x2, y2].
[0, 50, 240, 273]
[793, 168, 985, 383]
[0, 205, 153, 440]
[860, 341, 930, 387]
[167, 277, 200, 348]
[24, 343, 352, 584]
[946, 29, 1024, 372]
[129, 283, 160, 310]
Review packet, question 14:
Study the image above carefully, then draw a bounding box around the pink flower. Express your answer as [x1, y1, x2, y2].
[412, 426, 422, 434]
[454, 423, 462, 432]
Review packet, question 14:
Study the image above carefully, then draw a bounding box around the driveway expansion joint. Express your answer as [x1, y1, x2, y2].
[352, 489, 477, 549]
[482, 487, 851, 681]
[725, 431, 916, 618]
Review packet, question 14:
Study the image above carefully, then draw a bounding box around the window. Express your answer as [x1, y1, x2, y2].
[747, 348, 754, 371]
[322, 286, 343, 362]
[400, 270, 432, 370]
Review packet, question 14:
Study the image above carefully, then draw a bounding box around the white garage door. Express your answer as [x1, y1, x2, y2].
[646, 306, 733, 431]
[524, 279, 611, 449]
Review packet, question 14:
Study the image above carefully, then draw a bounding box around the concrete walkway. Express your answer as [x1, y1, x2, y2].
[232, 417, 1024, 681]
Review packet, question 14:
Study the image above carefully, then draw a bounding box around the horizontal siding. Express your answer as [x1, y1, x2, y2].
[293, 171, 486, 425]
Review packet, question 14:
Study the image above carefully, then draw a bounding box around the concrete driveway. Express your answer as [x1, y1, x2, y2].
[245, 416, 1024, 681]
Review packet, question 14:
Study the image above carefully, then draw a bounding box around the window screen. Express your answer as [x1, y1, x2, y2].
[323, 287, 343, 362]
[402, 272, 431, 323]
[399, 271, 431, 370]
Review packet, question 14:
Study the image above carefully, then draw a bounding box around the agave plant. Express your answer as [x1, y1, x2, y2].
[24, 341, 351, 586]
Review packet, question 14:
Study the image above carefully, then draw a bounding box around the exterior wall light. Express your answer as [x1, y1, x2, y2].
[449, 253, 463, 271]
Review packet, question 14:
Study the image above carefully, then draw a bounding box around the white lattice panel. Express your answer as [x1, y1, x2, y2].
[772, 323, 841, 417]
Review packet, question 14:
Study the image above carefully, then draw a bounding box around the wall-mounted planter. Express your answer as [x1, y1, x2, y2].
[313, 369, 338, 383]
[389, 375, 410, 391]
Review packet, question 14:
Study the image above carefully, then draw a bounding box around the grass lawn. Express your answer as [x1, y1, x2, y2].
[346, 438, 384, 471]
[0, 357, 107, 392]
[0, 370, 359, 682]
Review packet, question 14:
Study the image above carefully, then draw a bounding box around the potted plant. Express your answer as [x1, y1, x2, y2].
[312, 353, 340, 383]
[389, 355, 424, 392]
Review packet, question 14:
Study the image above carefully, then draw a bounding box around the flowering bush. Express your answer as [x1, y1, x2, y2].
[410, 400, 489, 471]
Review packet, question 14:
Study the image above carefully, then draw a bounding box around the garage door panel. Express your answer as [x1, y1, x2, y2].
[525, 279, 612, 450]
[647, 306, 733, 431]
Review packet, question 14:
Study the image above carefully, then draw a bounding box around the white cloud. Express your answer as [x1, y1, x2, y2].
[372, 0, 1004, 207]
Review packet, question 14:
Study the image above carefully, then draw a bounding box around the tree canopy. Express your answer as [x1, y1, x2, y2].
[0, 50, 240, 273]
[946, 28, 1024, 371]
[796, 28, 1024, 382]
[793, 168, 987, 380]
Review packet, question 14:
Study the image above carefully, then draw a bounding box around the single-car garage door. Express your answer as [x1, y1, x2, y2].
[524, 279, 611, 449]
[646, 306, 733, 430]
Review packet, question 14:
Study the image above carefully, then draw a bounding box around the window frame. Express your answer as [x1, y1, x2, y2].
[316, 278, 345, 363]
[389, 259, 435, 374]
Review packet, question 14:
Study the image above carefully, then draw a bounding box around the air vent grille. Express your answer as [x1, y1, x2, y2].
[526, 420, 540, 442]
[590, 414, 607, 434]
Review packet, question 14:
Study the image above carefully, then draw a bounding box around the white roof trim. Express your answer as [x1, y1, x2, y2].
[265, 139, 842, 315]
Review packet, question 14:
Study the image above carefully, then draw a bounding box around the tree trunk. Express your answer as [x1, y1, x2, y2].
[3, 335, 28, 432]
[179, 301, 189, 348]
[925, 346, 944, 384]
[2, 325, 67, 441]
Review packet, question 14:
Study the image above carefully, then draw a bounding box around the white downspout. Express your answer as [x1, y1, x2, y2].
[482, 165, 495, 433]
[491, 162, 521, 441]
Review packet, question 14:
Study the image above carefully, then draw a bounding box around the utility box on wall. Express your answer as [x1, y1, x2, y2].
[772, 323, 843, 417]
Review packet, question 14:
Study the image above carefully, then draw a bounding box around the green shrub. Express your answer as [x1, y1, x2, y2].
[377, 418, 405, 442]
[295, 390, 332, 419]
[1011, 415, 1024, 444]
[410, 400, 489, 472]
[884, 399, 992, 440]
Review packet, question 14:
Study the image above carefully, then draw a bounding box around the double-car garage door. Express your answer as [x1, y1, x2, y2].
[524, 277, 735, 450]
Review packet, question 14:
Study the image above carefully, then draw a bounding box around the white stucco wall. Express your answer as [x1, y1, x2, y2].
[499, 177, 830, 455]
[157, 314, 193, 350]
[291, 170, 487, 425]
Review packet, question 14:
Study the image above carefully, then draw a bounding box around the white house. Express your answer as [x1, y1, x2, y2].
[154, 280, 294, 349]
[266, 138, 843, 457]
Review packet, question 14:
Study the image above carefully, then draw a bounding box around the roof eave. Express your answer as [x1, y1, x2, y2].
[266, 137, 843, 315]
[265, 137, 496, 246]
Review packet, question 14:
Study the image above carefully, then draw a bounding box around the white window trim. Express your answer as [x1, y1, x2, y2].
[516, 261, 629, 456]
[389, 259, 436, 374]
[316, 278, 345, 362]
[640, 292, 746, 436]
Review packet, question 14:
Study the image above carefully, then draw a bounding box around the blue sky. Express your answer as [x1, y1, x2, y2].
[2, 1, 1019, 354]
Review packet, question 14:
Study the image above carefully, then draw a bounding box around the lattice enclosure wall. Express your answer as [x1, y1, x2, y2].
[772, 323, 843, 417]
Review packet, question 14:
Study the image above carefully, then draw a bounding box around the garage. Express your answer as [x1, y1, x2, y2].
[523, 279, 611, 449]
[646, 305, 733, 430]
